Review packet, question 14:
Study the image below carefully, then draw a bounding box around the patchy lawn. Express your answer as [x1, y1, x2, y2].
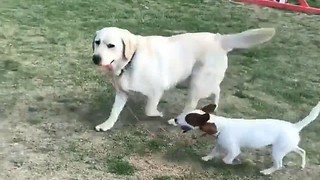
[1, 0, 320, 179]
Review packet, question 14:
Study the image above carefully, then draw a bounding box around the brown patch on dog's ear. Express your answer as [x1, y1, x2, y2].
[201, 104, 217, 114]
[185, 113, 210, 127]
[200, 123, 217, 135]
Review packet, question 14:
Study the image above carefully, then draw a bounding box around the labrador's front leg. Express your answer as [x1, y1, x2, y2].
[95, 91, 128, 132]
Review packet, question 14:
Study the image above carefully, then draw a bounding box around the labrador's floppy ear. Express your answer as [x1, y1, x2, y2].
[200, 123, 218, 135]
[92, 30, 99, 52]
[185, 113, 210, 127]
[201, 104, 217, 114]
[121, 30, 137, 60]
[92, 34, 97, 52]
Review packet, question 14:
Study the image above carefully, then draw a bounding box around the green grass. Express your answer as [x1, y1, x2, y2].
[154, 175, 178, 180]
[1, 0, 320, 179]
[107, 156, 136, 176]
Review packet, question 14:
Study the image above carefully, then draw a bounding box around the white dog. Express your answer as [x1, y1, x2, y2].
[91, 27, 275, 131]
[168, 102, 320, 175]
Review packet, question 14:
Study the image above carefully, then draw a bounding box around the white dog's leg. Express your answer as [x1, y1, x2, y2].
[260, 160, 282, 175]
[145, 91, 163, 117]
[167, 118, 177, 126]
[222, 146, 241, 165]
[212, 85, 221, 108]
[202, 145, 224, 161]
[95, 91, 128, 132]
[260, 145, 289, 175]
[293, 146, 306, 168]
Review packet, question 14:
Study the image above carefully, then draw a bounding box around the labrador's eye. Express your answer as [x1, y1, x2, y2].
[95, 40, 101, 45]
[107, 44, 115, 48]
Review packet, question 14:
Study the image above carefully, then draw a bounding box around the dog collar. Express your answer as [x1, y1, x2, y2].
[117, 51, 137, 77]
[199, 131, 220, 138]
[214, 131, 220, 138]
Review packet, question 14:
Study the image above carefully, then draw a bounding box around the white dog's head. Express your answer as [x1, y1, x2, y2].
[171, 104, 218, 135]
[92, 27, 137, 75]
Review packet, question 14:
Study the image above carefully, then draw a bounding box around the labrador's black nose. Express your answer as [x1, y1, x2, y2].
[92, 54, 101, 65]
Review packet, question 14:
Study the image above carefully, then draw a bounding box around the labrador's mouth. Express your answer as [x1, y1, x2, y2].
[100, 60, 115, 71]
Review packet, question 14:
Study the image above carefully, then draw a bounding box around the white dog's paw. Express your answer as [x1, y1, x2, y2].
[222, 157, 234, 165]
[146, 110, 163, 117]
[260, 170, 271, 175]
[168, 119, 177, 126]
[201, 155, 213, 162]
[95, 121, 114, 132]
[260, 167, 276, 175]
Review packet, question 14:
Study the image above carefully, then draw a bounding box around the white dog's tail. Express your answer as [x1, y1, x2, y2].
[295, 101, 320, 131]
[220, 28, 276, 52]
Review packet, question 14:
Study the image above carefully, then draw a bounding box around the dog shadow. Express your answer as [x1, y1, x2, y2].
[60, 88, 269, 177]
[162, 138, 266, 177]
[74, 90, 183, 133]
[200, 159, 266, 178]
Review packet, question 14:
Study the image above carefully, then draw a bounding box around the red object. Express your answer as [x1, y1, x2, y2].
[234, 0, 320, 15]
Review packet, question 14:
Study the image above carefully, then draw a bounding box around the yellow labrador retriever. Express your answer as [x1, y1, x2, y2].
[92, 27, 275, 131]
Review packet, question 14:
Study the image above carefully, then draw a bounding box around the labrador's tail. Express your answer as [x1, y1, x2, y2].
[219, 28, 275, 52]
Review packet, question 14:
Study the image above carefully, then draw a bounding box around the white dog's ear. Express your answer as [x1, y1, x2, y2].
[121, 31, 137, 60]
[201, 104, 217, 113]
[185, 113, 210, 127]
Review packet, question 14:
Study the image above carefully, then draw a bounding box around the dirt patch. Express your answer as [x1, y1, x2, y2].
[128, 155, 191, 179]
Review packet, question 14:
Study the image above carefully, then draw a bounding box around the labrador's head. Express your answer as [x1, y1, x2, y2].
[170, 104, 218, 135]
[92, 27, 137, 75]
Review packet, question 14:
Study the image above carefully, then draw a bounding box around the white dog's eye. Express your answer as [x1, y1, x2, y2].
[107, 44, 115, 48]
